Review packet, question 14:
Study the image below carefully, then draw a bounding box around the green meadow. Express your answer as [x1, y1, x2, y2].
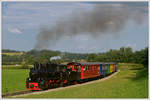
[2, 63, 148, 98]
[18, 68, 148, 98]
[2, 69, 29, 94]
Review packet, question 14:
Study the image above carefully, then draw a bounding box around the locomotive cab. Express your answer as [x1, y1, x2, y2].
[67, 62, 81, 82]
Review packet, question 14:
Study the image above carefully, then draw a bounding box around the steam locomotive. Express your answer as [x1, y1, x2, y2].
[26, 62, 117, 90]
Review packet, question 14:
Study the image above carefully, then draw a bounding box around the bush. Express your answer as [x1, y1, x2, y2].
[21, 63, 29, 69]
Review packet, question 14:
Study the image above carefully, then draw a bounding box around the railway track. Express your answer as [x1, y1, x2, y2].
[3, 70, 120, 98]
[2, 90, 33, 97]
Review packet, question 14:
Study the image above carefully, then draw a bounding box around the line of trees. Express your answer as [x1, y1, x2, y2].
[2, 54, 23, 65]
[2, 49, 89, 65]
[2, 49, 24, 53]
[87, 47, 148, 68]
[2, 47, 148, 68]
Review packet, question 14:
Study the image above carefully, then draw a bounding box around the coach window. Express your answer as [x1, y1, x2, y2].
[83, 66, 85, 72]
[90, 66, 91, 71]
[74, 66, 76, 70]
[75, 66, 77, 71]
[83, 66, 84, 72]
[77, 66, 81, 72]
[76, 66, 78, 71]
[90, 66, 92, 71]
[89, 66, 91, 71]
[85, 66, 87, 72]
[84, 66, 86, 72]
[87, 66, 89, 72]
[93, 66, 94, 70]
[86, 66, 88, 72]
[93, 66, 95, 70]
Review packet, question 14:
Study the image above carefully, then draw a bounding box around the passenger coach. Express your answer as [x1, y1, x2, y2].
[67, 62, 117, 82]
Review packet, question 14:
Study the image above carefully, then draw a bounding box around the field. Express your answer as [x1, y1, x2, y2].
[2, 63, 148, 98]
[2, 65, 32, 69]
[2, 52, 23, 56]
[2, 69, 29, 94]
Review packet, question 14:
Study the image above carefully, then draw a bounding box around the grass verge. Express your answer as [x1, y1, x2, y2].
[2, 69, 29, 94]
[16, 65, 148, 98]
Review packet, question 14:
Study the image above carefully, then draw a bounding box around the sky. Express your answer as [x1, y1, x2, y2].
[2, 2, 148, 53]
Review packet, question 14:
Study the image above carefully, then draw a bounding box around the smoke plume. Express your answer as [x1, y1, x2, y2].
[35, 4, 146, 50]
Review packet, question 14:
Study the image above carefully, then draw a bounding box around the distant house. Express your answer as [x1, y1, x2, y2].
[80, 59, 86, 63]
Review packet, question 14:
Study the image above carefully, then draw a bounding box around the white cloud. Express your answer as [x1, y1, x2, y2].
[2, 2, 148, 52]
[126, 43, 137, 49]
[8, 27, 22, 34]
[2, 2, 94, 30]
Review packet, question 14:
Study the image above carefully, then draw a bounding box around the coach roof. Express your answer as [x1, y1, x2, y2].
[67, 62, 116, 66]
[80, 62, 116, 65]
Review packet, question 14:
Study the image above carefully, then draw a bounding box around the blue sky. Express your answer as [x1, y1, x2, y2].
[2, 2, 148, 53]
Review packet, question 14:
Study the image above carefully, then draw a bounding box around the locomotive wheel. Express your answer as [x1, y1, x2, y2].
[54, 83, 59, 88]
[60, 82, 64, 87]
[73, 81, 78, 85]
[49, 84, 54, 88]
[39, 79, 48, 90]
[62, 82, 67, 87]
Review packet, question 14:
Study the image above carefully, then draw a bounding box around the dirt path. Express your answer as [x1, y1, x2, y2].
[10, 70, 120, 98]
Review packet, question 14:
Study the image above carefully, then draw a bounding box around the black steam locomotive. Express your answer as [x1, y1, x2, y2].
[26, 62, 77, 90]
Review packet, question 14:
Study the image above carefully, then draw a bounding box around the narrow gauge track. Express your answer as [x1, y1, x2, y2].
[3, 70, 120, 98]
[2, 90, 33, 98]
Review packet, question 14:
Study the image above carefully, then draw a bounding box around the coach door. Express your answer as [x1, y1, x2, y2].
[100, 64, 103, 75]
[77, 65, 81, 80]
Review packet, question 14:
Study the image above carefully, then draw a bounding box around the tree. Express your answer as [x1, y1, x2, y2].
[87, 53, 97, 62]
[25, 55, 35, 65]
[133, 47, 148, 68]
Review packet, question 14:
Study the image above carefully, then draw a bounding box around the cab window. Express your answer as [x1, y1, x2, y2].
[77, 66, 80, 72]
